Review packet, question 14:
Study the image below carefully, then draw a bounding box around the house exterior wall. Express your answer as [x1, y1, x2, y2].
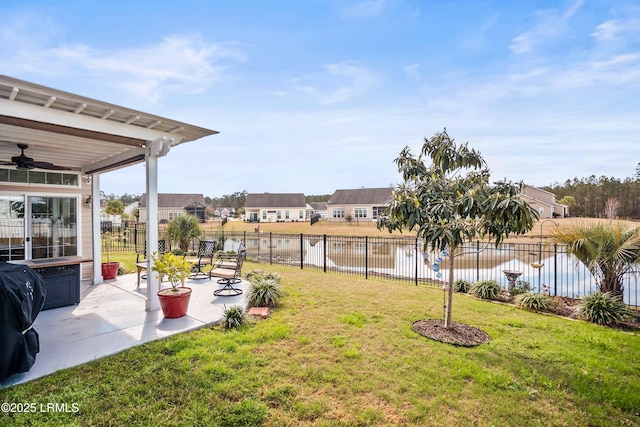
[138, 206, 192, 223]
[328, 204, 386, 222]
[251, 206, 306, 222]
[520, 185, 568, 219]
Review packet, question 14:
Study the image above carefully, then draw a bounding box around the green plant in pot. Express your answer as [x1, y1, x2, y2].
[101, 231, 120, 280]
[151, 252, 193, 318]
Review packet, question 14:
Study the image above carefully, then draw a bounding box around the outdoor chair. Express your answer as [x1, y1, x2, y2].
[136, 239, 166, 286]
[184, 240, 217, 280]
[210, 250, 244, 296]
[214, 243, 246, 274]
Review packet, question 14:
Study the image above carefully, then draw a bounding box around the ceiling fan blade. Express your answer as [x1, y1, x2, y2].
[30, 161, 72, 171]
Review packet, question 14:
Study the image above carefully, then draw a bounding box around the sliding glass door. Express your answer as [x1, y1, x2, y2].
[0, 194, 78, 261]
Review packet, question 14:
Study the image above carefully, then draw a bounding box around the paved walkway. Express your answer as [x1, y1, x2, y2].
[1, 273, 248, 389]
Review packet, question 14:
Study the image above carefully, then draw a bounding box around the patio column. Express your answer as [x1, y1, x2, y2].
[91, 173, 103, 284]
[145, 137, 172, 311]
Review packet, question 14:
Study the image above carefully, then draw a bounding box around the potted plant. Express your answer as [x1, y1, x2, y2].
[151, 252, 193, 318]
[101, 231, 120, 280]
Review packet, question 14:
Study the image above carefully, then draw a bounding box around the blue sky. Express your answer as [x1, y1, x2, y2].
[2, 0, 639, 197]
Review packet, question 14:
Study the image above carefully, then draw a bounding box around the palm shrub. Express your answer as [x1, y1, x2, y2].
[452, 279, 471, 293]
[576, 291, 632, 325]
[552, 221, 640, 297]
[222, 305, 247, 329]
[470, 280, 501, 300]
[247, 270, 284, 307]
[515, 292, 553, 312]
[167, 214, 204, 252]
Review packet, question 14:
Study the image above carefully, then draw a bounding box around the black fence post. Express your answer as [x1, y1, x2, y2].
[476, 240, 480, 281]
[269, 232, 273, 265]
[554, 243, 558, 296]
[415, 237, 419, 286]
[300, 233, 304, 270]
[323, 234, 327, 273]
[365, 236, 369, 280]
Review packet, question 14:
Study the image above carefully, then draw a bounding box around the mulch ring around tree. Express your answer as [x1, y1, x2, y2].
[412, 319, 490, 347]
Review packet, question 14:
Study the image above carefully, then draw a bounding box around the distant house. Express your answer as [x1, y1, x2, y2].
[244, 193, 307, 222]
[138, 193, 207, 223]
[326, 188, 393, 222]
[307, 202, 328, 219]
[212, 207, 235, 218]
[520, 185, 568, 219]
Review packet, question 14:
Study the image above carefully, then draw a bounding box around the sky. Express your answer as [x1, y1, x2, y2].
[2, 0, 639, 198]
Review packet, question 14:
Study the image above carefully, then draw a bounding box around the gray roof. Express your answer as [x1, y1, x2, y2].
[139, 193, 205, 208]
[328, 188, 393, 205]
[245, 193, 306, 208]
[309, 202, 328, 210]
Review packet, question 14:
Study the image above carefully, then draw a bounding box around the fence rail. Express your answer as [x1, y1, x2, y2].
[101, 223, 640, 308]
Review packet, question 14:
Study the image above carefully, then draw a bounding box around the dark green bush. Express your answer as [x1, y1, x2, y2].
[515, 292, 553, 312]
[222, 305, 247, 329]
[470, 280, 501, 300]
[576, 292, 632, 325]
[453, 279, 471, 293]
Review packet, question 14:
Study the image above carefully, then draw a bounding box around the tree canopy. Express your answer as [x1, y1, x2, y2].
[378, 129, 539, 327]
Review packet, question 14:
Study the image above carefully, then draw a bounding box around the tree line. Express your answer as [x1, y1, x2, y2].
[542, 165, 640, 218]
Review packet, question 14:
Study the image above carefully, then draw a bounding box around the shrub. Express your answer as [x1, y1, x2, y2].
[515, 292, 553, 312]
[246, 270, 281, 282]
[508, 280, 532, 296]
[248, 279, 284, 307]
[576, 292, 632, 325]
[222, 305, 247, 329]
[452, 279, 471, 293]
[470, 280, 501, 300]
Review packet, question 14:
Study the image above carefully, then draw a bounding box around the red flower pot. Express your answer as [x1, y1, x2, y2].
[157, 287, 192, 318]
[101, 262, 120, 280]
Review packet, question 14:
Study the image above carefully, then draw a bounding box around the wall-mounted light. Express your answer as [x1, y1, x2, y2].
[84, 195, 92, 207]
[85, 175, 92, 184]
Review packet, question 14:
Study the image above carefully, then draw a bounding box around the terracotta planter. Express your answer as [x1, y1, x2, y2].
[101, 262, 120, 280]
[157, 287, 192, 318]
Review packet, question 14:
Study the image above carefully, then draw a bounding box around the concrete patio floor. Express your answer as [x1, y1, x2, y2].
[1, 273, 248, 389]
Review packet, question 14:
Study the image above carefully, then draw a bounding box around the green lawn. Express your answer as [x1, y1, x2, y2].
[2, 263, 639, 426]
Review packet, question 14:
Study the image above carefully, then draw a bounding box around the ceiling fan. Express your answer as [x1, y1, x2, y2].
[1, 144, 71, 171]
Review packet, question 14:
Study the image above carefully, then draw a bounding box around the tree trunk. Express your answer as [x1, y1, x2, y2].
[444, 248, 456, 328]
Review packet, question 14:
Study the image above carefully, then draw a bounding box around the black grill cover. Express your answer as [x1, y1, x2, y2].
[0, 262, 46, 382]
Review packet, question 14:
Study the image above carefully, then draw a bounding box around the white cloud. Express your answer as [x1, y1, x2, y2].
[47, 34, 245, 103]
[342, 0, 387, 18]
[294, 61, 379, 105]
[403, 64, 421, 80]
[509, 0, 584, 54]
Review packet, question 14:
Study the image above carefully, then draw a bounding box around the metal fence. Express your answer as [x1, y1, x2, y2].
[101, 223, 640, 308]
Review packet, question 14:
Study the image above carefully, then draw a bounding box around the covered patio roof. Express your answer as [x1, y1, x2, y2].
[0, 75, 218, 174]
[0, 75, 218, 312]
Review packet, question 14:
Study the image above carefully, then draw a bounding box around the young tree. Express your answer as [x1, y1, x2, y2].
[378, 129, 538, 328]
[604, 198, 621, 219]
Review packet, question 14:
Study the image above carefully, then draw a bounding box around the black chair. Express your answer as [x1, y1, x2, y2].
[136, 240, 166, 286]
[184, 240, 216, 280]
[210, 250, 244, 296]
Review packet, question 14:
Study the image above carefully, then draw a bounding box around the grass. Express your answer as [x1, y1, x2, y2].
[11, 263, 639, 425]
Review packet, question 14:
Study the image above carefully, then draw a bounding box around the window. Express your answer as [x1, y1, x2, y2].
[372, 206, 386, 219]
[277, 210, 282, 220]
[333, 208, 344, 218]
[285, 210, 290, 220]
[0, 168, 79, 186]
[299, 210, 304, 219]
[262, 211, 267, 220]
[169, 211, 182, 220]
[354, 208, 367, 218]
